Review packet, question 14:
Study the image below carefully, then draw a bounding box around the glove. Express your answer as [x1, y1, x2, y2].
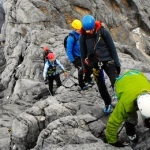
[144, 118, 150, 128]
[84, 58, 89, 65]
[110, 141, 125, 147]
[72, 61, 79, 68]
[116, 66, 121, 75]
[116, 66, 120, 74]
[63, 71, 68, 77]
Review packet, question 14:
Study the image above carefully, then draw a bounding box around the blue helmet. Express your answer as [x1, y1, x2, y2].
[82, 15, 95, 30]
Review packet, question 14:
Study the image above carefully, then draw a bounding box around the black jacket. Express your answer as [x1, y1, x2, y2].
[80, 26, 120, 70]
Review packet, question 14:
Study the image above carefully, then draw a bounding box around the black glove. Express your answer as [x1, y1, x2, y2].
[72, 61, 78, 68]
[110, 141, 125, 147]
[72, 57, 82, 68]
[144, 118, 150, 128]
[116, 66, 121, 75]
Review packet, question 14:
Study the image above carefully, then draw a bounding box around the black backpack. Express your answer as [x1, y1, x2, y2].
[64, 33, 77, 50]
[43, 50, 53, 64]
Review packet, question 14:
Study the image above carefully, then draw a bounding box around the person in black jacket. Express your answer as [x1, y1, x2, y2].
[80, 15, 121, 114]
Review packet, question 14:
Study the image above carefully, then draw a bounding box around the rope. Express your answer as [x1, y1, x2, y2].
[8, 128, 12, 150]
[62, 100, 86, 150]
[62, 132, 77, 150]
[92, 68, 100, 83]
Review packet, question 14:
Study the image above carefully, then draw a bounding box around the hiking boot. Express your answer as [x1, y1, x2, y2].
[81, 85, 89, 90]
[103, 105, 113, 114]
[88, 81, 94, 87]
[84, 81, 94, 88]
[128, 134, 138, 143]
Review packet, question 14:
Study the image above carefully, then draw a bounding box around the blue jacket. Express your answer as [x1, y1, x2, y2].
[66, 30, 81, 62]
[43, 59, 65, 80]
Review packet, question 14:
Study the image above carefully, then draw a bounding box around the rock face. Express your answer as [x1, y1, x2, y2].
[0, 1, 5, 33]
[0, 0, 150, 150]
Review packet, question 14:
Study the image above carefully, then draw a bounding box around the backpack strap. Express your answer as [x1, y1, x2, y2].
[48, 59, 57, 67]
[83, 28, 102, 63]
[69, 33, 77, 48]
[94, 26, 109, 53]
[94, 28, 102, 50]
[68, 33, 77, 57]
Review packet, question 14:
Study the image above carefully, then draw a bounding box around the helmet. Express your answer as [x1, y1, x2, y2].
[82, 15, 95, 30]
[71, 19, 82, 30]
[43, 46, 48, 51]
[137, 94, 150, 118]
[47, 53, 55, 60]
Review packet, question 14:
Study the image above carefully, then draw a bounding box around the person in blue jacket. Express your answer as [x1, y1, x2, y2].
[43, 53, 67, 96]
[66, 19, 93, 90]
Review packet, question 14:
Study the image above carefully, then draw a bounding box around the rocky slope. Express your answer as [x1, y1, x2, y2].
[0, 0, 4, 33]
[0, 0, 150, 150]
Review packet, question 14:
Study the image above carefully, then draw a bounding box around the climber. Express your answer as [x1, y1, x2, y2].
[80, 14, 121, 113]
[65, 19, 94, 90]
[105, 69, 150, 147]
[43, 53, 68, 96]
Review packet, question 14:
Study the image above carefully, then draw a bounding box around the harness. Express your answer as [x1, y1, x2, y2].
[83, 28, 103, 66]
[47, 60, 57, 75]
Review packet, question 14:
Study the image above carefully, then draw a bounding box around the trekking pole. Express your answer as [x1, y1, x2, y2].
[117, 122, 125, 136]
[117, 121, 130, 146]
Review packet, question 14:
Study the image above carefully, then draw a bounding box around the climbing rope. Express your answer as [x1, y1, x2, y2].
[62, 101, 86, 150]
[8, 128, 12, 150]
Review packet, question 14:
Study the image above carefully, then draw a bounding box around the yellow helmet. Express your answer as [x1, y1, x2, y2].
[71, 19, 82, 30]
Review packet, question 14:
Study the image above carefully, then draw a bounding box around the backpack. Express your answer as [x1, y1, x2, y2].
[64, 33, 77, 50]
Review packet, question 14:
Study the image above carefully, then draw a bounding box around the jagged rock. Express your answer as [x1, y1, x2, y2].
[0, 46, 6, 73]
[33, 114, 104, 150]
[0, 127, 11, 150]
[133, 131, 150, 150]
[0, 0, 150, 150]
[0, 1, 5, 33]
